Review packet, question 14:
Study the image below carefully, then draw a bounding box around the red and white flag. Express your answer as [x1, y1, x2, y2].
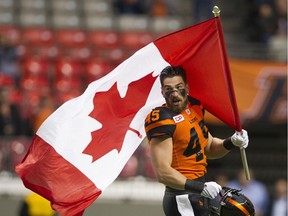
[15, 17, 241, 216]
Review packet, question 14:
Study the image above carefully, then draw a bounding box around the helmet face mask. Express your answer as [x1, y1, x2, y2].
[211, 187, 255, 216]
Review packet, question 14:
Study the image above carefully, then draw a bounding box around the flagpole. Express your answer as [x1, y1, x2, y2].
[237, 132, 251, 181]
[212, 5, 251, 181]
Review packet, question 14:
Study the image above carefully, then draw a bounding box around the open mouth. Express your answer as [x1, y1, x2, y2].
[172, 99, 181, 106]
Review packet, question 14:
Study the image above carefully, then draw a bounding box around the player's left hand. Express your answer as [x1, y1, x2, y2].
[231, 129, 249, 149]
[201, 181, 222, 199]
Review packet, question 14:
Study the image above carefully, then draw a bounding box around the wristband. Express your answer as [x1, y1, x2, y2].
[184, 179, 205, 193]
[223, 137, 235, 150]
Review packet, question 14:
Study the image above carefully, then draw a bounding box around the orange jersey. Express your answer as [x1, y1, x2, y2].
[145, 96, 209, 179]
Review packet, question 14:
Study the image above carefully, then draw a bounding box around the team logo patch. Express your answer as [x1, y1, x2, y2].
[173, 114, 184, 123]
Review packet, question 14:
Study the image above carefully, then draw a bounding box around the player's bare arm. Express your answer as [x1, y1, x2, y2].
[204, 133, 230, 159]
[150, 136, 187, 190]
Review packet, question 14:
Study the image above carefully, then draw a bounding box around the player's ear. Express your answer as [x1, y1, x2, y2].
[186, 84, 190, 93]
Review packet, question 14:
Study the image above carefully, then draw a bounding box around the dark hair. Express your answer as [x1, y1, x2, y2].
[159, 66, 187, 86]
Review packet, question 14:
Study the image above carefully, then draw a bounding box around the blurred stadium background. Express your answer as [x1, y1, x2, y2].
[0, 0, 286, 215]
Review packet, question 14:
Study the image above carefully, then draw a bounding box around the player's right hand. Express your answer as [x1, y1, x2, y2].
[201, 181, 222, 199]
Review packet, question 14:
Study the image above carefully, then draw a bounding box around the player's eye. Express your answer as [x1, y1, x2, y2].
[176, 86, 184, 90]
[163, 87, 172, 92]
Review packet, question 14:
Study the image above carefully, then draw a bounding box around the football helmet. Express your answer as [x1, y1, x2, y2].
[210, 187, 255, 216]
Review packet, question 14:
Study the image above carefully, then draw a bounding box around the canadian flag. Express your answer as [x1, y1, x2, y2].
[15, 17, 241, 216]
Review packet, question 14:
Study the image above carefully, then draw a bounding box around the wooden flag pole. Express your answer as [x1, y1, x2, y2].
[212, 6, 251, 181]
[237, 132, 251, 180]
[240, 148, 251, 180]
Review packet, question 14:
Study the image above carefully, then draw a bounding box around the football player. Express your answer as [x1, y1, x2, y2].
[144, 65, 249, 216]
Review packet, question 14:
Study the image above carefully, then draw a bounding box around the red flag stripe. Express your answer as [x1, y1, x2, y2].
[154, 17, 241, 130]
[15, 135, 102, 216]
[213, 17, 242, 131]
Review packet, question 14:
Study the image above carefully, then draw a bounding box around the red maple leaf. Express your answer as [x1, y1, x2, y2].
[83, 72, 157, 162]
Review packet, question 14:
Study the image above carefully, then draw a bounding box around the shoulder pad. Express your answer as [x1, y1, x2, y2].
[145, 106, 175, 128]
[153, 106, 176, 121]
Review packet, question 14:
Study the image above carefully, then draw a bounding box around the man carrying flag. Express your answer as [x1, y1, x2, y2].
[144, 65, 249, 216]
[15, 7, 251, 216]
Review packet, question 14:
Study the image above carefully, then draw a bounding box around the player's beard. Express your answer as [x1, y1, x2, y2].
[165, 94, 188, 114]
